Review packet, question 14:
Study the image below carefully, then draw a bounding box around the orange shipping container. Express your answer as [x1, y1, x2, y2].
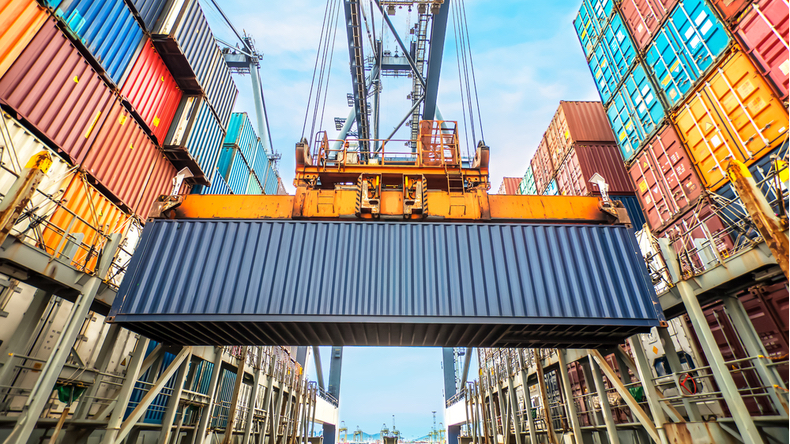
[42, 173, 131, 274]
[672, 50, 788, 190]
[0, 0, 47, 79]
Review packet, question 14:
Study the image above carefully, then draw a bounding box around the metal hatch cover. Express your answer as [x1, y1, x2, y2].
[108, 219, 663, 347]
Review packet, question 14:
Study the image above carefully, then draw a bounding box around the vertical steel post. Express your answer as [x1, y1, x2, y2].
[223, 347, 248, 444]
[72, 324, 122, 420]
[159, 351, 192, 444]
[557, 350, 583, 444]
[678, 280, 764, 444]
[100, 337, 150, 444]
[194, 347, 226, 444]
[243, 359, 263, 444]
[656, 327, 701, 421]
[628, 338, 670, 444]
[443, 347, 458, 401]
[0, 289, 51, 398]
[504, 358, 523, 444]
[588, 355, 620, 444]
[516, 352, 536, 444]
[535, 352, 558, 444]
[0, 151, 52, 246]
[3, 234, 120, 444]
[250, 64, 271, 155]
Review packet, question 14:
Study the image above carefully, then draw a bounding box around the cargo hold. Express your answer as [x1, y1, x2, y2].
[108, 220, 663, 347]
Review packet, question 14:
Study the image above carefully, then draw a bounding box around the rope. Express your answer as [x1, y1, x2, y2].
[301, 0, 336, 140]
[460, 0, 484, 143]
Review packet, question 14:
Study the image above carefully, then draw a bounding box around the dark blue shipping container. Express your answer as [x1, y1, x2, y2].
[109, 220, 663, 348]
[612, 194, 648, 230]
[127, 0, 168, 33]
[192, 167, 233, 195]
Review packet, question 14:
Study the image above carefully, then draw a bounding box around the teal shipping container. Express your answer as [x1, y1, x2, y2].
[574, 1, 601, 59]
[46, 0, 146, 87]
[247, 174, 263, 195]
[644, 0, 730, 106]
[164, 98, 226, 184]
[588, 14, 638, 104]
[606, 64, 665, 162]
[224, 113, 259, 162]
[519, 166, 537, 195]
[222, 148, 251, 195]
[192, 168, 232, 195]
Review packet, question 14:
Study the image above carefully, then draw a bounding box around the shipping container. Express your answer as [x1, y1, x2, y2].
[82, 98, 161, 214]
[581, 0, 616, 42]
[556, 144, 634, 196]
[192, 167, 232, 195]
[109, 219, 662, 347]
[629, 125, 704, 232]
[709, 0, 751, 22]
[497, 177, 521, 194]
[42, 173, 131, 274]
[0, 113, 76, 243]
[606, 63, 666, 162]
[531, 135, 553, 193]
[126, 0, 167, 32]
[0, 0, 48, 80]
[734, 0, 789, 101]
[203, 47, 238, 128]
[247, 174, 263, 195]
[575, 1, 601, 60]
[519, 166, 537, 195]
[645, 0, 731, 107]
[547, 102, 615, 168]
[673, 50, 788, 190]
[543, 179, 559, 195]
[655, 198, 735, 276]
[135, 150, 178, 220]
[152, 0, 218, 94]
[613, 194, 648, 229]
[163, 96, 225, 184]
[619, 0, 677, 50]
[225, 112, 260, 162]
[589, 14, 638, 105]
[0, 18, 114, 164]
[217, 147, 251, 195]
[47, 0, 146, 87]
[120, 39, 183, 144]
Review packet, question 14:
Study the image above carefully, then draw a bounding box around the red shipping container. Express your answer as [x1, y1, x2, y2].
[546, 101, 615, 170]
[135, 152, 177, 220]
[497, 177, 521, 194]
[656, 199, 734, 277]
[0, 17, 113, 164]
[555, 143, 634, 196]
[709, 0, 751, 21]
[629, 125, 704, 232]
[531, 135, 553, 193]
[735, 0, 789, 101]
[619, 0, 678, 49]
[121, 39, 183, 144]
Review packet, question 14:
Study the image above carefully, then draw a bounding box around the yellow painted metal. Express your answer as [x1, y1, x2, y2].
[172, 194, 294, 219]
[488, 195, 609, 222]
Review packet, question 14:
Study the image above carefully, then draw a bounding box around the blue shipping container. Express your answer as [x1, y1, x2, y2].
[125, 346, 178, 425]
[589, 14, 637, 104]
[184, 100, 226, 180]
[192, 168, 232, 195]
[204, 49, 239, 128]
[612, 194, 648, 229]
[606, 64, 665, 162]
[127, 0, 167, 32]
[225, 113, 259, 162]
[645, 0, 730, 106]
[48, 0, 146, 86]
[543, 179, 559, 195]
[247, 174, 263, 195]
[225, 149, 251, 195]
[574, 1, 601, 59]
[109, 220, 663, 348]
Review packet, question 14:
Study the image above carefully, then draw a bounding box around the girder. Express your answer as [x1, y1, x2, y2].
[343, 0, 371, 153]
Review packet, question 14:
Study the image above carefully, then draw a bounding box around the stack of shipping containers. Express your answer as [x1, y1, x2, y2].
[497, 177, 521, 194]
[0, 0, 283, 427]
[574, 0, 789, 411]
[518, 101, 647, 228]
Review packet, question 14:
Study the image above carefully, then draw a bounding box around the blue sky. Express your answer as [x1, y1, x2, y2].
[203, 0, 599, 438]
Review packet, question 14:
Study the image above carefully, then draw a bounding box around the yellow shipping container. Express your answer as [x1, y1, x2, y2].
[672, 50, 789, 190]
[0, 0, 47, 79]
[41, 173, 131, 274]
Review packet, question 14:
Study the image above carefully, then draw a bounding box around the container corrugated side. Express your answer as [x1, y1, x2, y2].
[203, 45, 238, 128]
[543, 179, 559, 195]
[672, 50, 788, 190]
[532, 135, 554, 193]
[263, 164, 279, 195]
[628, 124, 704, 232]
[497, 177, 521, 195]
[734, 0, 789, 101]
[225, 113, 259, 162]
[163, 97, 224, 184]
[127, 0, 167, 32]
[135, 149, 177, 220]
[247, 174, 262, 195]
[606, 63, 665, 163]
[560, 101, 616, 144]
[556, 144, 633, 196]
[49, 0, 146, 87]
[590, 14, 637, 105]
[120, 39, 183, 144]
[152, 0, 216, 94]
[645, 0, 730, 107]
[108, 220, 661, 347]
[42, 173, 131, 274]
[0, 113, 75, 241]
[709, 0, 751, 22]
[519, 165, 537, 195]
[575, 1, 601, 60]
[220, 148, 251, 195]
[0, 0, 48, 80]
[82, 98, 160, 214]
[612, 194, 648, 229]
[192, 168, 232, 195]
[0, 18, 113, 164]
[619, 0, 677, 50]
[183, 100, 225, 179]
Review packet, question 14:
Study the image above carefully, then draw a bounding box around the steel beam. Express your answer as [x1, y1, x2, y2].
[461, 347, 472, 389]
[3, 234, 120, 444]
[557, 350, 583, 444]
[588, 354, 620, 444]
[443, 347, 457, 401]
[343, 0, 370, 151]
[194, 347, 225, 444]
[616, 344, 683, 423]
[0, 151, 52, 246]
[422, 0, 450, 121]
[534, 353, 558, 444]
[589, 350, 660, 444]
[516, 353, 535, 444]
[159, 350, 192, 444]
[99, 337, 150, 444]
[222, 347, 248, 444]
[655, 327, 702, 421]
[504, 359, 523, 444]
[678, 279, 764, 444]
[313, 346, 325, 391]
[627, 339, 670, 444]
[243, 364, 262, 444]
